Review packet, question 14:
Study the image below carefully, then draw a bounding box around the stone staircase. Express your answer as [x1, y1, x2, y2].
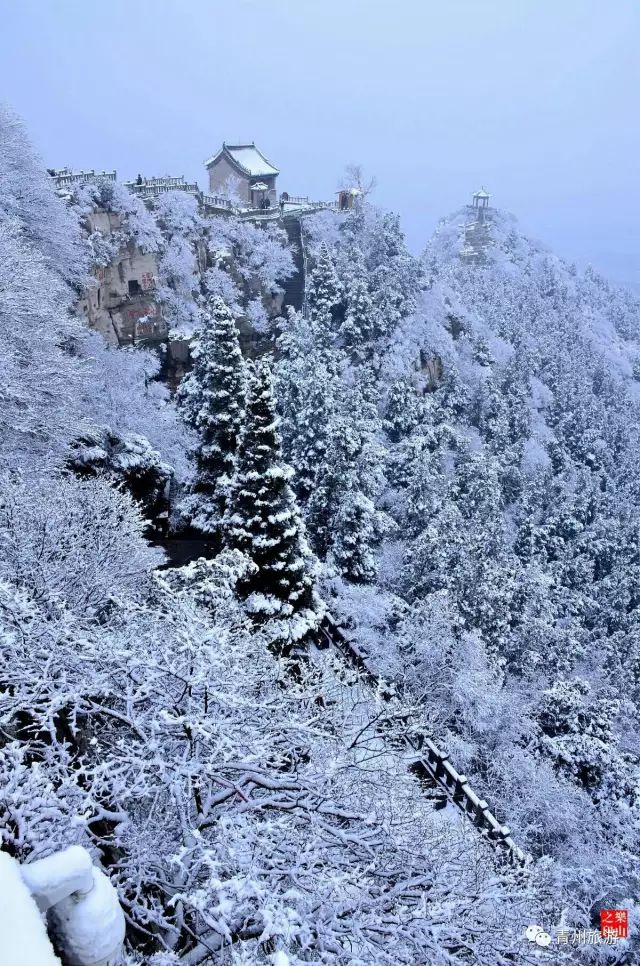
[281, 216, 306, 312]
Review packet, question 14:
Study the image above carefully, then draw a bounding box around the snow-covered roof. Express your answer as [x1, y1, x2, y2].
[251, 181, 269, 191]
[474, 188, 491, 199]
[205, 143, 279, 177]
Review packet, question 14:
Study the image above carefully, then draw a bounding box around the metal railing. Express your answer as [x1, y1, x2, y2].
[323, 615, 528, 866]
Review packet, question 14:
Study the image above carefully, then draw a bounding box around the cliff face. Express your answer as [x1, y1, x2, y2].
[76, 208, 167, 346]
[71, 188, 303, 373]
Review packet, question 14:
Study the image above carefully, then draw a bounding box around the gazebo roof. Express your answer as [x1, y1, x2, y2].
[205, 143, 279, 177]
[473, 188, 491, 199]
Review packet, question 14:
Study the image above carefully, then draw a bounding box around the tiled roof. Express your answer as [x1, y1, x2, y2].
[205, 143, 279, 177]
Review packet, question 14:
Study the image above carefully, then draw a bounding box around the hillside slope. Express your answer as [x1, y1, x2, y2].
[277, 201, 640, 952]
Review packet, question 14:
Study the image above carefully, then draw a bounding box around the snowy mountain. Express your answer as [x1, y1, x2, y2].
[1, 102, 638, 962]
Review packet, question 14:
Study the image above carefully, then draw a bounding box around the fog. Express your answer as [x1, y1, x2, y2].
[2, 0, 639, 285]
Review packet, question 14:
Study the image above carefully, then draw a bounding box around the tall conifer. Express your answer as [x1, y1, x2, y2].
[225, 360, 319, 653]
[178, 296, 246, 537]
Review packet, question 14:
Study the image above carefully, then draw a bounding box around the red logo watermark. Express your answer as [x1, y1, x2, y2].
[600, 910, 628, 940]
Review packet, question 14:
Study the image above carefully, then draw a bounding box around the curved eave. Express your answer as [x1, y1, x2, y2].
[204, 145, 279, 178]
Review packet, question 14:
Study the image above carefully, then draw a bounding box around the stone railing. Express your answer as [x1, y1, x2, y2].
[240, 205, 279, 217]
[201, 193, 236, 210]
[281, 195, 310, 205]
[51, 169, 117, 188]
[237, 200, 340, 224]
[128, 182, 200, 198]
[282, 197, 339, 211]
[322, 615, 528, 866]
[407, 736, 526, 861]
[128, 176, 186, 188]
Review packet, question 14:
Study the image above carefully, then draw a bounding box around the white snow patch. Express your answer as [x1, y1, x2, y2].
[48, 866, 125, 966]
[21, 846, 94, 912]
[0, 851, 61, 965]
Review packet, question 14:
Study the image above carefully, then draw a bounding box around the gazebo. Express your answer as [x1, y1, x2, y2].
[336, 187, 362, 211]
[472, 187, 491, 209]
[250, 181, 270, 208]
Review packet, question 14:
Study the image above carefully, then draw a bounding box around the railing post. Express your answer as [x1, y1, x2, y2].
[454, 773, 468, 801]
[434, 752, 448, 780]
[474, 799, 489, 827]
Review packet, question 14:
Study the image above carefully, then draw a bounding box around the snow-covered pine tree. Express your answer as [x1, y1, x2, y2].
[472, 335, 494, 368]
[276, 306, 337, 505]
[225, 359, 319, 653]
[302, 370, 386, 578]
[340, 247, 375, 358]
[306, 240, 344, 338]
[473, 373, 510, 450]
[367, 211, 421, 337]
[384, 378, 424, 443]
[177, 295, 246, 538]
[331, 489, 378, 582]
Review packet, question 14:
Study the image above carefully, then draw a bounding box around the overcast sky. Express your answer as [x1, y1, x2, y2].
[2, 0, 639, 285]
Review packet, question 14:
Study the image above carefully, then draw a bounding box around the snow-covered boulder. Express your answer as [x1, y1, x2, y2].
[0, 847, 125, 966]
[47, 865, 125, 966]
[0, 850, 61, 966]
